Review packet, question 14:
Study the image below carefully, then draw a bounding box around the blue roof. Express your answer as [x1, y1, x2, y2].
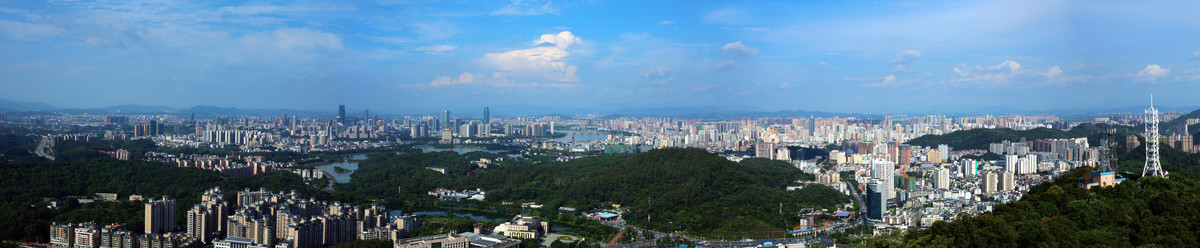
[597, 213, 619, 218]
[834, 211, 852, 215]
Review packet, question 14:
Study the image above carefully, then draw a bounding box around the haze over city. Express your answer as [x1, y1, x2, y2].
[3, 0, 1200, 114]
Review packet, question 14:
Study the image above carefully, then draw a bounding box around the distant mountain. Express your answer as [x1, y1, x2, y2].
[0, 98, 59, 112]
[904, 123, 1135, 150]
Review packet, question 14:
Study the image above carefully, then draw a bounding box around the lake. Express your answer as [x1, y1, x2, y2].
[389, 210, 510, 222]
[552, 130, 608, 143]
[314, 154, 368, 183]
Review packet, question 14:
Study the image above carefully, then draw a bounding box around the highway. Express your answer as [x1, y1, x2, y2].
[34, 136, 54, 160]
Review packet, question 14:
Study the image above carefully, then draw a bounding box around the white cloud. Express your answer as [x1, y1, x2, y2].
[411, 20, 458, 40]
[721, 41, 760, 58]
[640, 66, 671, 84]
[859, 75, 897, 88]
[742, 27, 770, 32]
[945, 60, 1082, 87]
[429, 72, 476, 87]
[483, 31, 581, 82]
[1136, 64, 1170, 82]
[704, 7, 745, 25]
[641, 66, 669, 78]
[1191, 51, 1200, 60]
[713, 60, 736, 70]
[817, 61, 828, 66]
[535, 31, 581, 48]
[660, 20, 675, 25]
[0, 19, 62, 40]
[373, 36, 414, 46]
[240, 28, 342, 60]
[779, 82, 793, 88]
[414, 44, 457, 54]
[492, 0, 560, 16]
[892, 50, 922, 65]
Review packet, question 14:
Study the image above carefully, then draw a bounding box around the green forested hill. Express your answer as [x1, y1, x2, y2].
[904, 123, 1134, 150]
[0, 151, 349, 242]
[889, 168, 1200, 247]
[342, 148, 846, 238]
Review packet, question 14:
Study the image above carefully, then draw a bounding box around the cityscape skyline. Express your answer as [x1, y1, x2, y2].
[3, 1, 1200, 113]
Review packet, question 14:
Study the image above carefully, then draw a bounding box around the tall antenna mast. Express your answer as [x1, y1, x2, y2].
[1143, 95, 1168, 177]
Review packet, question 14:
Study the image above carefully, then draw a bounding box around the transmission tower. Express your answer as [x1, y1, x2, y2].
[1143, 95, 1168, 177]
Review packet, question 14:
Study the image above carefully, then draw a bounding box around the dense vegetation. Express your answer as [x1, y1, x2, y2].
[0, 152, 354, 242]
[888, 167, 1200, 247]
[342, 148, 846, 238]
[905, 123, 1133, 150]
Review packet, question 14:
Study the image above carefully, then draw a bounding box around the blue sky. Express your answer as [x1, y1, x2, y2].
[2, 0, 1200, 114]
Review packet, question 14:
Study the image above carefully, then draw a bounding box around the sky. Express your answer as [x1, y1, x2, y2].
[2, 0, 1200, 114]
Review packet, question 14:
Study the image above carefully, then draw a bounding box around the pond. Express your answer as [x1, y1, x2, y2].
[552, 130, 608, 143]
[314, 154, 368, 183]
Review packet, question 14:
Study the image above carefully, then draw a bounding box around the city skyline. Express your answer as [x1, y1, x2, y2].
[4, 1, 1200, 113]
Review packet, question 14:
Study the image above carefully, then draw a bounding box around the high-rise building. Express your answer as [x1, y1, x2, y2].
[1000, 171, 1015, 191]
[934, 168, 950, 189]
[983, 171, 998, 194]
[483, 107, 490, 125]
[338, 105, 346, 124]
[870, 159, 895, 199]
[441, 110, 450, 131]
[149, 120, 159, 136]
[145, 196, 177, 234]
[866, 181, 886, 220]
[188, 187, 227, 243]
[937, 144, 949, 161]
[1005, 154, 1018, 173]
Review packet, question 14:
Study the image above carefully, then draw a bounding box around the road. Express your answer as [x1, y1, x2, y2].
[34, 136, 54, 160]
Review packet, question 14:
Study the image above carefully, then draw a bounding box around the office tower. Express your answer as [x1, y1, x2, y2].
[483, 107, 490, 124]
[149, 119, 159, 136]
[145, 196, 177, 234]
[983, 171, 997, 193]
[190, 113, 195, 125]
[364, 109, 369, 121]
[338, 105, 346, 124]
[441, 110, 450, 131]
[870, 159, 895, 199]
[866, 181, 886, 220]
[934, 168, 950, 189]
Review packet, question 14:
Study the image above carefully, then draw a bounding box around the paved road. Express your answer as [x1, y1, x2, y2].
[34, 136, 54, 160]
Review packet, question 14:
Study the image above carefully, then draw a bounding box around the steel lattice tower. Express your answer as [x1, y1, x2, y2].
[1143, 96, 1168, 177]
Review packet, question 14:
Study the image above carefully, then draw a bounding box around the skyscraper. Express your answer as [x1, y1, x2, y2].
[483, 107, 490, 125]
[934, 168, 950, 189]
[145, 196, 177, 234]
[149, 119, 159, 136]
[983, 171, 998, 193]
[441, 110, 450, 131]
[866, 181, 886, 220]
[870, 159, 895, 199]
[338, 105, 346, 124]
[482, 107, 491, 137]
